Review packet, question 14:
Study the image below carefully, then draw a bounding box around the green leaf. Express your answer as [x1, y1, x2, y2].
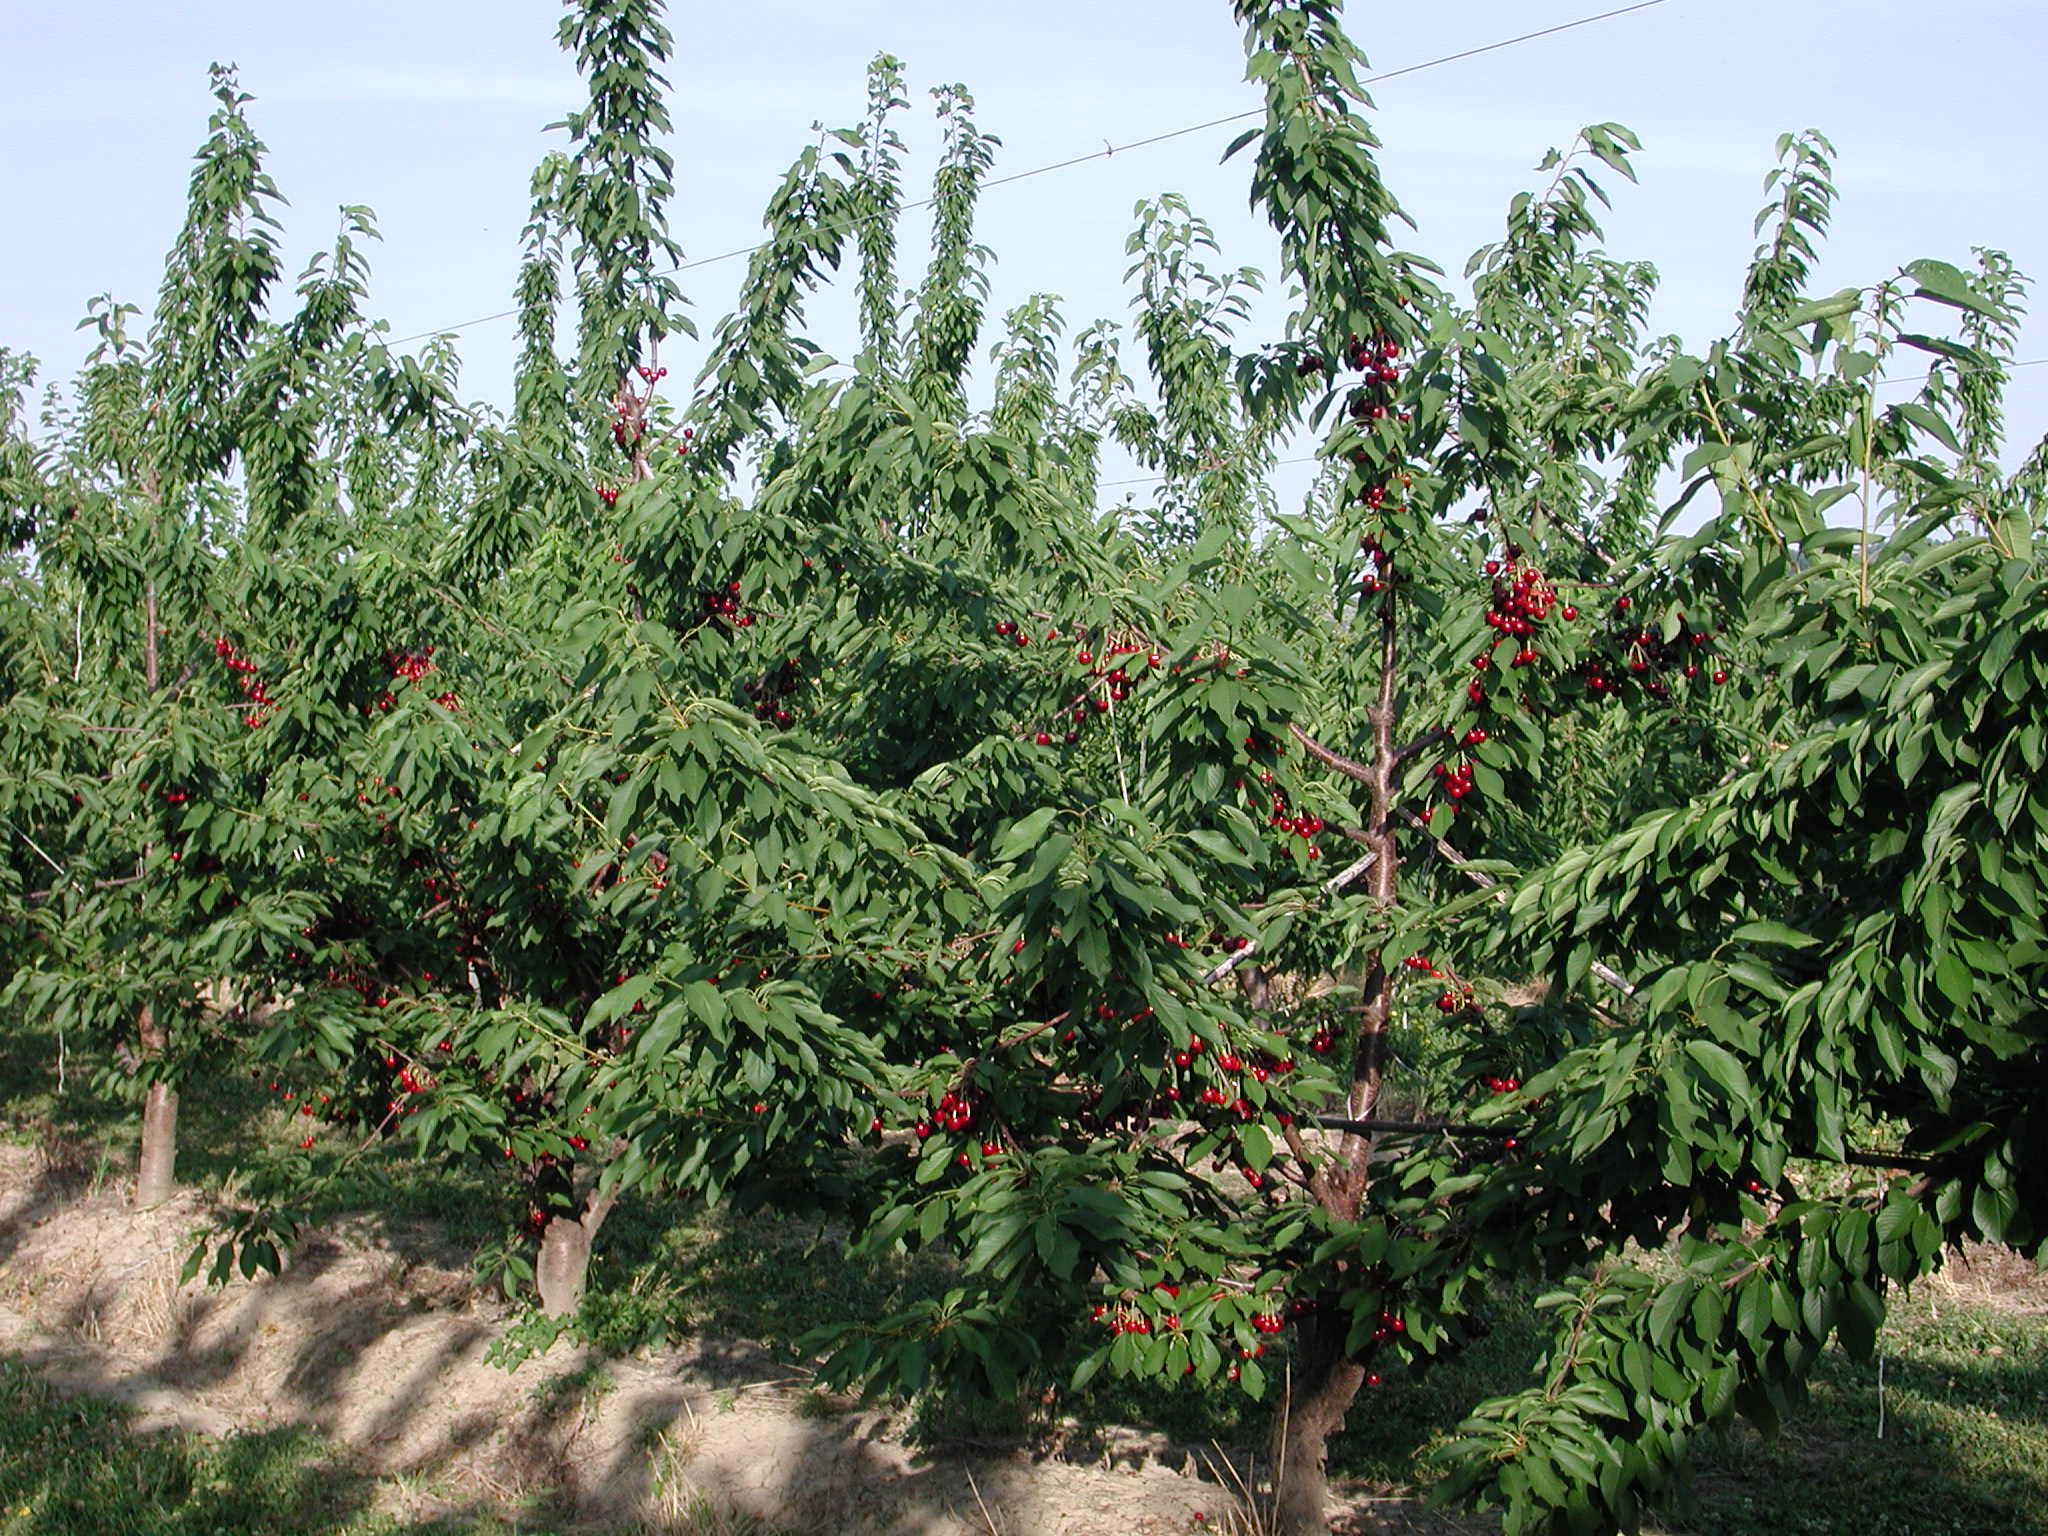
[1684, 1040, 1754, 1112]
[1895, 333, 1990, 368]
[1904, 259, 2001, 318]
[1894, 402, 1961, 454]
[993, 807, 1059, 863]
[1728, 921, 1816, 950]
[1241, 1124, 1273, 1173]
[1778, 290, 1861, 327]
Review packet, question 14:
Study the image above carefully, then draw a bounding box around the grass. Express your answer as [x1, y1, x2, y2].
[0, 1356, 808, 1535]
[1660, 1285, 2048, 1536]
[566, 1197, 950, 1360]
[0, 1357, 523, 1536]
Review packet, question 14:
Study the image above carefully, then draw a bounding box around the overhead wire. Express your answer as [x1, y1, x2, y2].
[1093, 356, 2048, 489]
[370, 0, 2042, 503]
[387, 0, 1674, 348]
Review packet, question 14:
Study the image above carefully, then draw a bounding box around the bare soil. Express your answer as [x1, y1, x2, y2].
[0, 1142, 1442, 1534]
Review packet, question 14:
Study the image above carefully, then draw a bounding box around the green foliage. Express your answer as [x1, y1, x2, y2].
[3, 5, 2043, 1535]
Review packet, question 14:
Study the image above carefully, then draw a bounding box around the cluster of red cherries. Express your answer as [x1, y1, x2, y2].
[213, 635, 271, 728]
[254, 1075, 336, 1148]
[1400, 952, 1475, 1014]
[700, 579, 755, 629]
[1018, 627, 1169, 744]
[609, 366, 664, 455]
[1478, 552, 1562, 669]
[371, 646, 455, 714]
[740, 656, 805, 727]
[902, 1085, 1007, 1169]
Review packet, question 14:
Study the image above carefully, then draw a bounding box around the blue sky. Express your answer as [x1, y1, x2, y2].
[4, 0, 2043, 514]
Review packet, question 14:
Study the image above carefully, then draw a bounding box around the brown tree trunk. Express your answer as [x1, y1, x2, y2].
[535, 1178, 617, 1318]
[1271, 1314, 1369, 1535]
[135, 1004, 178, 1208]
[134, 574, 177, 1210]
[1270, 585, 1404, 1533]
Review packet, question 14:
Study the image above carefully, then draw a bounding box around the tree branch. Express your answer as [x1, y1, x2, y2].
[1287, 723, 1373, 786]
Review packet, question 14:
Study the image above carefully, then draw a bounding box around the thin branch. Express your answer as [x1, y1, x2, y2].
[1530, 496, 1620, 569]
[8, 823, 66, 875]
[1315, 1115, 1513, 1140]
[1399, 807, 1498, 889]
[1543, 1261, 1611, 1401]
[1393, 730, 1440, 768]
[1287, 722, 1373, 786]
[1198, 848, 1376, 984]
[1839, 1147, 1935, 1172]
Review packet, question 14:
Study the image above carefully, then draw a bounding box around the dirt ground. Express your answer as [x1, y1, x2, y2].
[0, 1141, 1451, 1535]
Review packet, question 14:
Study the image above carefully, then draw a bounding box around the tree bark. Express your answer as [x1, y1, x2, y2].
[1268, 584, 1404, 1533]
[535, 1174, 617, 1318]
[135, 1004, 178, 1208]
[1271, 1313, 1369, 1535]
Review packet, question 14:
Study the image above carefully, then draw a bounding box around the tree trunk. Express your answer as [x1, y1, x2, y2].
[1270, 1313, 1369, 1535]
[535, 1176, 617, 1318]
[535, 1214, 592, 1317]
[1267, 584, 1405, 1532]
[135, 1004, 178, 1208]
